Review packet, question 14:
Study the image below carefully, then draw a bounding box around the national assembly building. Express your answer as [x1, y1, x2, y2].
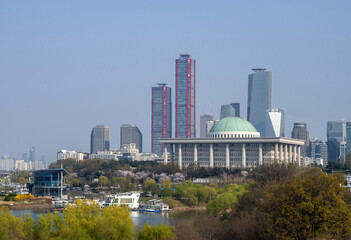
[160, 117, 304, 169]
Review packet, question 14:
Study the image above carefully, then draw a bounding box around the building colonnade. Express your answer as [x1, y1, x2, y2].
[164, 141, 302, 170]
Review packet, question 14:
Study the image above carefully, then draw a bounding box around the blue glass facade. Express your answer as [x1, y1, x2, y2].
[176, 54, 196, 138]
[220, 103, 240, 119]
[327, 120, 347, 163]
[31, 169, 67, 197]
[247, 69, 272, 137]
[152, 84, 172, 156]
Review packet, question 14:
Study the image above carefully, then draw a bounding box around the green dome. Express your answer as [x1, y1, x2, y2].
[209, 117, 258, 133]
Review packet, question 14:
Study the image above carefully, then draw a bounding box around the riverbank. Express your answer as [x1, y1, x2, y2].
[173, 206, 206, 211]
[0, 197, 52, 210]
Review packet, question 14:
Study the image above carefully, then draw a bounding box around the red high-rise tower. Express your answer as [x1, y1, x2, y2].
[175, 54, 196, 138]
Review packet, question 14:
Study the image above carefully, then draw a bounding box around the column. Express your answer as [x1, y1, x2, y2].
[297, 146, 301, 166]
[210, 144, 214, 168]
[293, 145, 297, 164]
[178, 144, 182, 170]
[226, 144, 230, 169]
[164, 144, 168, 164]
[275, 143, 279, 162]
[284, 144, 288, 163]
[289, 145, 292, 163]
[280, 144, 284, 162]
[242, 144, 246, 168]
[259, 144, 263, 165]
[170, 144, 174, 162]
[194, 144, 198, 167]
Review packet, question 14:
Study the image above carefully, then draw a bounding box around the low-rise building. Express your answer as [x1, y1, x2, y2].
[57, 150, 84, 161]
[89, 150, 122, 160]
[30, 168, 68, 199]
[160, 117, 304, 169]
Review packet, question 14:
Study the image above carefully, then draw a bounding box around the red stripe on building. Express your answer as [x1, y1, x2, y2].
[176, 59, 179, 138]
[194, 60, 196, 137]
[152, 87, 155, 152]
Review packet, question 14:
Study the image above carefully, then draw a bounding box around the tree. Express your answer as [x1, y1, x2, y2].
[71, 179, 84, 188]
[0, 206, 35, 240]
[137, 223, 176, 240]
[35, 199, 134, 239]
[260, 168, 351, 239]
[98, 176, 109, 187]
[17, 177, 27, 186]
[144, 179, 157, 194]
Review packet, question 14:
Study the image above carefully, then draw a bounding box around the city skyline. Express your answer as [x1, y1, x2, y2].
[1, 1, 350, 162]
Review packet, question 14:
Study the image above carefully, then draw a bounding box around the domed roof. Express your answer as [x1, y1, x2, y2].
[209, 117, 258, 133]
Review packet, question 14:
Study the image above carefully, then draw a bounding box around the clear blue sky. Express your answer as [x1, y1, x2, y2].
[1, 1, 350, 163]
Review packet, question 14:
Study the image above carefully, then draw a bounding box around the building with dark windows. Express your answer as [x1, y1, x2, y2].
[120, 124, 143, 152]
[247, 68, 272, 137]
[347, 122, 351, 159]
[151, 83, 172, 157]
[327, 120, 346, 163]
[310, 138, 328, 166]
[160, 117, 304, 169]
[265, 108, 285, 137]
[30, 168, 68, 198]
[90, 125, 110, 154]
[291, 122, 310, 157]
[220, 103, 240, 119]
[175, 54, 196, 138]
[200, 114, 215, 138]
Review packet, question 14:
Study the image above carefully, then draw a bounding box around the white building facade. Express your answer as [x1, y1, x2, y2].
[160, 117, 304, 169]
[265, 108, 285, 137]
[57, 150, 84, 161]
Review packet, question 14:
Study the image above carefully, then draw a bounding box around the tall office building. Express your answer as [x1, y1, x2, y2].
[291, 123, 310, 157]
[120, 124, 142, 152]
[247, 68, 272, 136]
[200, 114, 215, 138]
[151, 83, 172, 157]
[347, 122, 351, 159]
[30, 147, 36, 162]
[265, 108, 285, 137]
[220, 103, 240, 119]
[327, 120, 346, 163]
[90, 125, 110, 154]
[175, 54, 196, 138]
[310, 138, 328, 166]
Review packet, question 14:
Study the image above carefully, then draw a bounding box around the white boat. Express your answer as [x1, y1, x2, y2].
[137, 199, 170, 212]
[104, 192, 140, 209]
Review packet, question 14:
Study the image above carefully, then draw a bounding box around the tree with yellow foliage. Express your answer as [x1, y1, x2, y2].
[260, 168, 351, 240]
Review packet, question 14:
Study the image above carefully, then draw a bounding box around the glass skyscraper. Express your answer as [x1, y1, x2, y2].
[291, 122, 310, 157]
[90, 125, 110, 154]
[247, 68, 272, 137]
[220, 103, 240, 119]
[175, 54, 196, 138]
[327, 120, 347, 163]
[120, 124, 143, 152]
[152, 83, 172, 157]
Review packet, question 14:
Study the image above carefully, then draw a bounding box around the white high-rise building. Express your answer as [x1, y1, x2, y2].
[0, 155, 15, 171]
[205, 120, 215, 137]
[265, 108, 285, 137]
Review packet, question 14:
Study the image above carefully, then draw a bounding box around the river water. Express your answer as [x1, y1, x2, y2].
[11, 209, 207, 228]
